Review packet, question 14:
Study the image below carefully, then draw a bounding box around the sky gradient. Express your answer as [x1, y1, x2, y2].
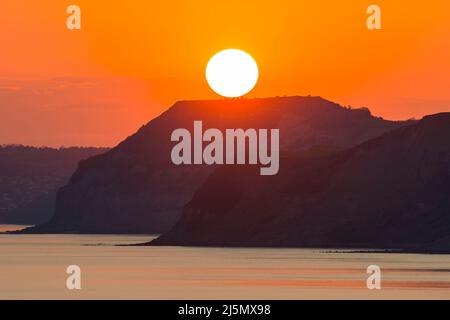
[1, 0, 450, 147]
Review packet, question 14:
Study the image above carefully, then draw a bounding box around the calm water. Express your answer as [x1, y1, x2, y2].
[0, 225, 449, 299]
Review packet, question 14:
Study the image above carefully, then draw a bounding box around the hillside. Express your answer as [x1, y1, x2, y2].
[0, 145, 108, 225]
[152, 113, 450, 251]
[23, 96, 405, 234]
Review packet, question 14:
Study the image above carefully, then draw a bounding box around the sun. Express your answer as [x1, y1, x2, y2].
[206, 49, 259, 98]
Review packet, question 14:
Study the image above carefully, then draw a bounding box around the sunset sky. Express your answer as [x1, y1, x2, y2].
[1, 0, 450, 147]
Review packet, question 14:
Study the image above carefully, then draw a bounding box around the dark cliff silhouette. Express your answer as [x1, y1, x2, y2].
[0, 145, 108, 225]
[152, 113, 450, 251]
[22, 96, 405, 234]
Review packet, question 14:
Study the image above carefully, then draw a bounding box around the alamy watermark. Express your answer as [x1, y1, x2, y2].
[171, 121, 280, 176]
[366, 265, 382, 290]
[66, 265, 81, 290]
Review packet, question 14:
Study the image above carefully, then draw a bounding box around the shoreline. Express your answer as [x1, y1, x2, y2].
[2, 226, 449, 254]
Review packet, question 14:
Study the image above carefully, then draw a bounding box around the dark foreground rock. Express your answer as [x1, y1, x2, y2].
[152, 113, 450, 251]
[22, 96, 404, 234]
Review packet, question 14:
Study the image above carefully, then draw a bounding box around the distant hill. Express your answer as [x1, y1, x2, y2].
[152, 113, 450, 252]
[23, 96, 407, 234]
[0, 145, 108, 225]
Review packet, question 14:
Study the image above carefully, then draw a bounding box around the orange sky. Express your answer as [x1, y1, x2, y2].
[1, 0, 450, 147]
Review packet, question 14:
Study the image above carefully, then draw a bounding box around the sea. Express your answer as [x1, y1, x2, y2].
[0, 224, 449, 299]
